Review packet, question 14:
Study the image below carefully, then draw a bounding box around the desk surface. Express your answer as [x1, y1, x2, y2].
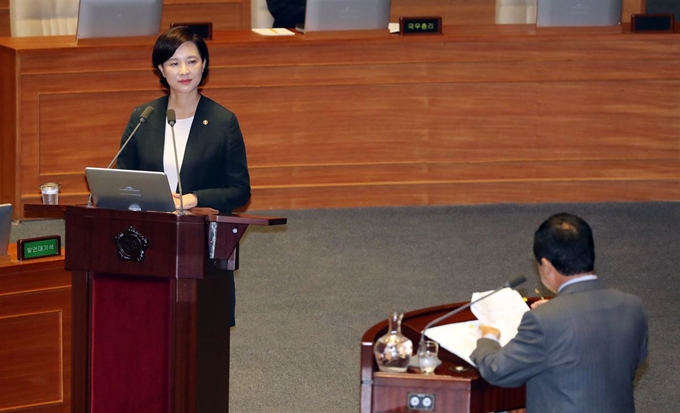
[0, 243, 64, 268]
[0, 24, 663, 50]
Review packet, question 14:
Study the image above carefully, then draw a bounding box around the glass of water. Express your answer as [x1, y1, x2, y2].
[417, 340, 440, 375]
[40, 182, 60, 205]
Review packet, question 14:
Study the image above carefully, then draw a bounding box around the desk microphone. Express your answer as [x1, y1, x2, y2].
[166, 109, 185, 215]
[419, 275, 527, 345]
[87, 106, 154, 207]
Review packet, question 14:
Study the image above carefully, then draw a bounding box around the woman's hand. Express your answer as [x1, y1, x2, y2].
[173, 193, 198, 210]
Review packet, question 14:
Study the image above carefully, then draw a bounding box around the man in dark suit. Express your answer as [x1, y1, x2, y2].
[471, 213, 648, 413]
[266, 0, 305, 28]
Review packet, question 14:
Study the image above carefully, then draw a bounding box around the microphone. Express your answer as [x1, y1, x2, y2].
[419, 275, 527, 345]
[166, 109, 185, 215]
[106, 106, 154, 169]
[87, 106, 154, 207]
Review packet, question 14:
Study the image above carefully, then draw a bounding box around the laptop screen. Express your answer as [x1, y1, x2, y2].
[85, 168, 176, 212]
[0, 204, 12, 256]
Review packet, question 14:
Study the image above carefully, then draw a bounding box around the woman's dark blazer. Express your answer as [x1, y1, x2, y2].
[116, 95, 251, 213]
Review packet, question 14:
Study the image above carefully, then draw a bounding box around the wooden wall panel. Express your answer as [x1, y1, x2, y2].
[0, 311, 63, 408]
[0, 16, 7, 37]
[391, 0, 496, 25]
[0, 0, 8, 37]
[245, 179, 680, 211]
[249, 160, 679, 187]
[0, 254, 71, 413]
[161, 2, 249, 31]
[623, 0, 645, 20]
[1, 26, 679, 217]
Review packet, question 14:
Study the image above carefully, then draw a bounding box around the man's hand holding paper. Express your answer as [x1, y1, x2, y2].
[424, 287, 529, 366]
[471, 288, 530, 346]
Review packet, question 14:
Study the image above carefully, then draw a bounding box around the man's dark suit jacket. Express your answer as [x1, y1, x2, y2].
[471, 279, 648, 413]
[116, 95, 251, 213]
[266, 0, 305, 28]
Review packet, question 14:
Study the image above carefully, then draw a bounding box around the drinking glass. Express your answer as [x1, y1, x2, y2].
[40, 182, 60, 205]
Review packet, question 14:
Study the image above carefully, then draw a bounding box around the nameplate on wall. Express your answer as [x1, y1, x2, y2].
[399, 17, 442, 36]
[17, 235, 62, 260]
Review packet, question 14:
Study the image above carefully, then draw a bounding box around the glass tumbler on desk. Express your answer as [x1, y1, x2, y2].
[40, 182, 60, 205]
[373, 311, 413, 373]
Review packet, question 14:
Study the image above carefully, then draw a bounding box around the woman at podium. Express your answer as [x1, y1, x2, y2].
[116, 26, 251, 325]
[116, 25, 251, 214]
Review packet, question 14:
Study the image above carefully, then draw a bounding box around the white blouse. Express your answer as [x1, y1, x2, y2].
[163, 116, 193, 193]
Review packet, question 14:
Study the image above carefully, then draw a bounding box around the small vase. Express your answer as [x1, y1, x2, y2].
[373, 311, 413, 373]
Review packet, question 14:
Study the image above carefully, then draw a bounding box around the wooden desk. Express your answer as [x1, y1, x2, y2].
[361, 302, 528, 413]
[2, 24, 679, 219]
[0, 246, 70, 413]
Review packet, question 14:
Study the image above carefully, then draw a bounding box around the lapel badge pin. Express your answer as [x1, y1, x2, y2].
[203, 120, 209, 125]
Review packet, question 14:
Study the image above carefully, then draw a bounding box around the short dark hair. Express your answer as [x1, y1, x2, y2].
[533, 213, 595, 276]
[152, 26, 210, 89]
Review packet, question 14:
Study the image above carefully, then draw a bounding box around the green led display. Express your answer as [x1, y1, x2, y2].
[18, 236, 61, 260]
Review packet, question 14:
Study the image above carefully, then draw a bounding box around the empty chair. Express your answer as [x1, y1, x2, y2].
[10, 0, 79, 37]
[495, 0, 537, 24]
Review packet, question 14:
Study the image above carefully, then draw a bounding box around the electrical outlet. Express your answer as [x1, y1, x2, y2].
[407, 393, 435, 411]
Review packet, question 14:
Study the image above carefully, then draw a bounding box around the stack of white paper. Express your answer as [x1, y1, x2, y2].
[425, 288, 529, 366]
[251, 28, 295, 36]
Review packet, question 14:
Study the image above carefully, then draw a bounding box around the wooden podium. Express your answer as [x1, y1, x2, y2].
[64, 205, 285, 413]
[360, 303, 527, 413]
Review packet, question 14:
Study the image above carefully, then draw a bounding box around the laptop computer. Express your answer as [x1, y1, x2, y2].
[297, 0, 391, 32]
[0, 204, 12, 256]
[85, 167, 176, 212]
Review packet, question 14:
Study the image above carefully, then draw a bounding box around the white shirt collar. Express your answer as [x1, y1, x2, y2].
[558, 274, 598, 293]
